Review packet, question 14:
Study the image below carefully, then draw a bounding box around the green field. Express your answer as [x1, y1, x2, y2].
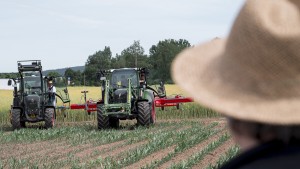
[0, 85, 238, 169]
[0, 119, 238, 168]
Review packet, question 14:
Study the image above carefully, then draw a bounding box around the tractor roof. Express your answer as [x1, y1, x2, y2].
[18, 60, 42, 72]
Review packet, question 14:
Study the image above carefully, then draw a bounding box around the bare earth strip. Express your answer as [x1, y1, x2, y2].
[40, 139, 119, 166]
[75, 140, 126, 159]
[81, 140, 149, 165]
[32, 125, 177, 167]
[76, 125, 178, 163]
[158, 129, 228, 169]
[192, 139, 235, 169]
[124, 145, 177, 169]
[79, 125, 192, 167]
[0, 139, 66, 160]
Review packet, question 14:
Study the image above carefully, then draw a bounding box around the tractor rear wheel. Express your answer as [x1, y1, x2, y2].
[97, 104, 109, 129]
[137, 102, 151, 126]
[109, 118, 119, 129]
[45, 108, 55, 129]
[12, 109, 21, 130]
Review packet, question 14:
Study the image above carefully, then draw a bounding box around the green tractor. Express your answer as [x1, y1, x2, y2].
[8, 60, 70, 130]
[97, 68, 164, 129]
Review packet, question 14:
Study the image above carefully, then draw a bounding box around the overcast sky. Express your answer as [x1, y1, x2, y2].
[0, 0, 245, 72]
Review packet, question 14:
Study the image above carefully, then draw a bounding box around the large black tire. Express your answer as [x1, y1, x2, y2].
[109, 118, 119, 129]
[12, 109, 21, 130]
[137, 102, 151, 126]
[97, 104, 109, 129]
[45, 108, 55, 129]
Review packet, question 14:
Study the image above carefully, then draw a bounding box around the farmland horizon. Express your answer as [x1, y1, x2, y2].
[0, 65, 85, 75]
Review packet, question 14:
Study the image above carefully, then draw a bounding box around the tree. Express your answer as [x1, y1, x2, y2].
[149, 39, 191, 83]
[84, 46, 112, 86]
[64, 68, 82, 86]
[47, 71, 61, 78]
[0, 73, 18, 79]
[113, 41, 150, 68]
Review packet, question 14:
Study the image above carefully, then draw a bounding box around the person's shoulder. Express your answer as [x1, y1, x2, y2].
[220, 142, 300, 169]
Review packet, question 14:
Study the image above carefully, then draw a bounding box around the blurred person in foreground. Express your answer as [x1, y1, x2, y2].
[171, 0, 300, 168]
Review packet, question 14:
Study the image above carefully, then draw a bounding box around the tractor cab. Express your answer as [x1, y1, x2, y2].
[110, 69, 138, 89]
[108, 69, 138, 104]
[23, 74, 43, 95]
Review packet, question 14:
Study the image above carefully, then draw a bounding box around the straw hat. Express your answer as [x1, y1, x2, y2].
[172, 0, 300, 125]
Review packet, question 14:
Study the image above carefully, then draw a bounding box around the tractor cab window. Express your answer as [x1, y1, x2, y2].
[111, 69, 138, 88]
[23, 76, 42, 95]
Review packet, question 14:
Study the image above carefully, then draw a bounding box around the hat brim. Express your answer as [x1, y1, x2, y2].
[172, 39, 300, 125]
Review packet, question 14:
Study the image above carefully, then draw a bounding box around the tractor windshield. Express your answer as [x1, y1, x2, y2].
[111, 69, 138, 88]
[23, 75, 42, 95]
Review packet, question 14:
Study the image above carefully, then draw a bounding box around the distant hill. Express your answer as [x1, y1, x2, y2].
[43, 66, 85, 76]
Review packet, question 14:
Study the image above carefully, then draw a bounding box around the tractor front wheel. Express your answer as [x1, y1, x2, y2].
[45, 108, 55, 129]
[97, 104, 109, 129]
[12, 109, 21, 130]
[137, 102, 151, 126]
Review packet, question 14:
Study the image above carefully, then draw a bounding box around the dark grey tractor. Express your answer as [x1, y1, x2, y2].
[8, 60, 69, 130]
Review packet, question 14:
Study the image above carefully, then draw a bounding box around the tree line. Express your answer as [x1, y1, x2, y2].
[1, 39, 191, 86]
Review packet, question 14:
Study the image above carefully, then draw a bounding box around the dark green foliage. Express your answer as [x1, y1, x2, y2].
[64, 68, 82, 86]
[110, 41, 150, 69]
[84, 46, 112, 86]
[47, 71, 61, 78]
[0, 73, 18, 79]
[149, 39, 191, 83]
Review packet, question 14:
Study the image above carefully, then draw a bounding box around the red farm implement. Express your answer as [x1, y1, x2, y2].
[154, 95, 193, 110]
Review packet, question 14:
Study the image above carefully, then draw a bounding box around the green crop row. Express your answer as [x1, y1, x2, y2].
[0, 121, 220, 168]
[206, 145, 240, 169]
[169, 133, 231, 169]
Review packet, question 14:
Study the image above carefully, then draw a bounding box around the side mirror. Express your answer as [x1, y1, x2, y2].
[8, 79, 12, 86]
